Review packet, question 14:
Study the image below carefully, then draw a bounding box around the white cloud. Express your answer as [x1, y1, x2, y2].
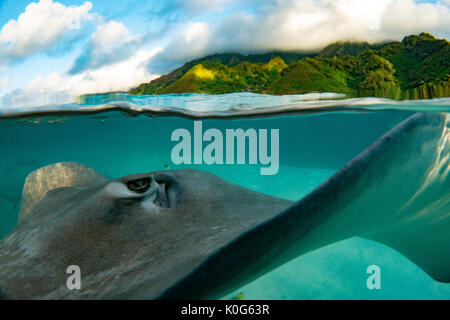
[68, 20, 142, 74]
[148, 22, 215, 73]
[0, 76, 10, 92]
[381, 0, 450, 36]
[0, 0, 96, 65]
[69, 48, 161, 95]
[91, 20, 131, 46]
[0, 48, 161, 109]
[150, 0, 450, 73]
[160, 22, 212, 62]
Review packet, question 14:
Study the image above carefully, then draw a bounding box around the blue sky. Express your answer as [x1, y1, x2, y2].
[0, 0, 449, 108]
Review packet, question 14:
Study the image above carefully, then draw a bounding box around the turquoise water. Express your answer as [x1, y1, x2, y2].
[0, 93, 449, 299]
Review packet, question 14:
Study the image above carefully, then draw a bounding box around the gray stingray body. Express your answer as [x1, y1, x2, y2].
[0, 112, 449, 300]
[0, 166, 292, 299]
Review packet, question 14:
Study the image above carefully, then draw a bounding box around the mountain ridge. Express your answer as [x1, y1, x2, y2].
[130, 33, 449, 99]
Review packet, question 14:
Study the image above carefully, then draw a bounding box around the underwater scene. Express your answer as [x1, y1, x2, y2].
[0, 93, 449, 300]
[0, 0, 449, 302]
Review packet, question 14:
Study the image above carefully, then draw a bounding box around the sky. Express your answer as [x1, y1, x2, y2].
[0, 0, 449, 108]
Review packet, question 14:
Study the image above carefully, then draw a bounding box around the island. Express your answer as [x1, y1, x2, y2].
[130, 33, 449, 100]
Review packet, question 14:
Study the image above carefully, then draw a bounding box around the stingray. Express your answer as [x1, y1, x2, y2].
[0, 112, 448, 300]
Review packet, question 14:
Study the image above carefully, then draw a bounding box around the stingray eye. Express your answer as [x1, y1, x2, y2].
[127, 178, 151, 194]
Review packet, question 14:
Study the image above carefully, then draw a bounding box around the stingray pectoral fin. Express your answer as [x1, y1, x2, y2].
[324, 111, 450, 283]
[353, 111, 450, 283]
[18, 162, 107, 223]
[159, 112, 449, 299]
[297, 111, 450, 283]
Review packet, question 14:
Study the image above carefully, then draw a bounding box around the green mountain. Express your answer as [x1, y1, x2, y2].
[130, 33, 450, 99]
